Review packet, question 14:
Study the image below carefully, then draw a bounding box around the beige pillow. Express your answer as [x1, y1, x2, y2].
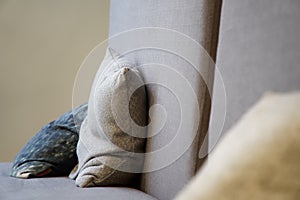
[174, 92, 300, 200]
[69, 48, 147, 187]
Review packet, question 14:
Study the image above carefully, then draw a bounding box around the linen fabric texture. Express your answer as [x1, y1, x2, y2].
[69, 48, 147, 187]
[109, 0, 222, 199]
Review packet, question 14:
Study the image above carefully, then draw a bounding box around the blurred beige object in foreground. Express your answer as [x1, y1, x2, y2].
[174, 92, 300, 200]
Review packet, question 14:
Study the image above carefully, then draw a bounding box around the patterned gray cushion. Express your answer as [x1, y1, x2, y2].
[10, 103, 87, 178]
[69, 48, 147, 187]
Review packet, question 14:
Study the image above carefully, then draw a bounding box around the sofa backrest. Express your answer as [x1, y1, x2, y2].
[109, 0, 222, 200]
[210, 0, 300, 137]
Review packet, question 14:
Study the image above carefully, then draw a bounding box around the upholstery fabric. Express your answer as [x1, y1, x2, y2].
[174, 92, 300, 200]
[109, 0, 222, 199]
[70, 48, 147, 187]
[211, 0, 300, 135]
[11, 103, 87, 178]
[1, 163, 157, 200]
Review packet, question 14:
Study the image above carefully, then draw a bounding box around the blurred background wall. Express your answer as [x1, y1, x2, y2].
[0, 0, 110, 162]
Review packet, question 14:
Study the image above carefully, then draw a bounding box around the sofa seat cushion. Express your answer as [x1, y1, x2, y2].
[0, 163, 157, 200]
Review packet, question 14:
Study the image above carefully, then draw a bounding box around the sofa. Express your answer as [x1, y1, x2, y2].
[1, 0, 299, 200]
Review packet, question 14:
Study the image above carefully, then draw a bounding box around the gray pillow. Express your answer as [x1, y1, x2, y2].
[10, 103, 87, 178]
[69, 48, 147, 187]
